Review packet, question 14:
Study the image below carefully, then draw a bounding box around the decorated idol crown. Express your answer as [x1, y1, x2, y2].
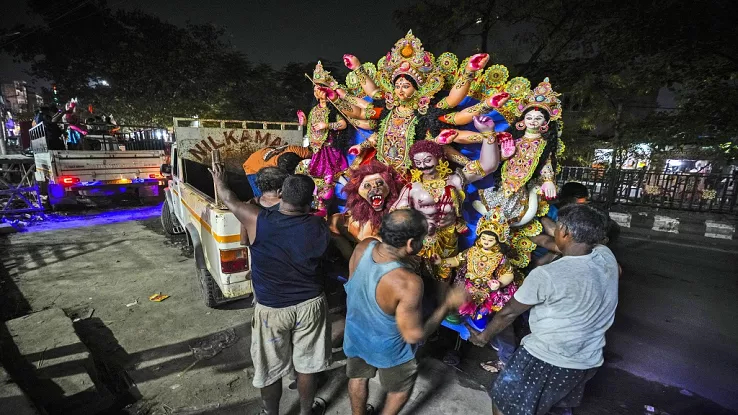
[312, 61, 340, 89]
[375, 30, 444, 100]
[472, 201, 510, 242]
[515, 77, 562, 122]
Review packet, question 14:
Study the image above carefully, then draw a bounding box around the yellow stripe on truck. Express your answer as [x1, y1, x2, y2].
[171, 188, 241, 243]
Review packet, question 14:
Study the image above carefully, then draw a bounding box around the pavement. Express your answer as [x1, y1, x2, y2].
[0, 205, 737, 415]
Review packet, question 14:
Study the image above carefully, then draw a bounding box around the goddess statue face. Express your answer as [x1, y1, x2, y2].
[313, 86, 327, 101]
[394, 77, 416, 102]
[478, 232, 498, 250]
[358, 173, 390, 211]
[412, 152, 438, 175]
[523, 109, 547, 131]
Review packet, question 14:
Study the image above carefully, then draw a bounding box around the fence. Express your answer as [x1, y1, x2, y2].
[558, 167, 738, 214]
[30, 122, 171, 152]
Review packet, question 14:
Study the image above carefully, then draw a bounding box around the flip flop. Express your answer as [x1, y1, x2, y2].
[442, 351, 461, 367]
[366, 404, 376, 415]
[312, 397, 327, 415]
[480, 360, 505, 373]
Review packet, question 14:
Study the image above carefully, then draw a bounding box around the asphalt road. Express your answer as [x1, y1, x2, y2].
[607, 233, 738, 411]
[1, 207, 737, 414]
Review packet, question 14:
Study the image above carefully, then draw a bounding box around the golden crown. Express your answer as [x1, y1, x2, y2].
[472, 201, 510, 242]
[516, 77, 562, 121]
[382, 30, 435, 86]
[312, 61, 339, 89]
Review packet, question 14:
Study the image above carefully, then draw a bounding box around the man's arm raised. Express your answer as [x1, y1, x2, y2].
[395, 273, 469, 344]
[209, 164, 261, 242]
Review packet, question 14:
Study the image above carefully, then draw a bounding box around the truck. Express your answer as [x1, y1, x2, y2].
[30, 122, 171, 207]
[161, 118, 303, 307]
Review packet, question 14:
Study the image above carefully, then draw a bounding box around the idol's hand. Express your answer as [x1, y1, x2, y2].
[297, 110, 306, 126]
[314, 122, 328, 131]
[467, 53, 490, 72]
[487, 92, 510, 109]
[348, 144, 362, 156]
[318, 86, 338, 101]
[436, 129, 458, 145]
[473, 115, 495, 133]
[541, 181, 557, 200]
[343, 54, 361, 70]
[336, 88, 347, 99]
[487, 279, 501, 291]
[499, 132, 516, 158]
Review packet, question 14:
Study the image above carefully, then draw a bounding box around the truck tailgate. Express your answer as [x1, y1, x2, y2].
[49, 150, 164, 181]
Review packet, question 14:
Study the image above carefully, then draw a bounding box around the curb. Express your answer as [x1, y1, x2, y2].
[609, 211, 736, 240]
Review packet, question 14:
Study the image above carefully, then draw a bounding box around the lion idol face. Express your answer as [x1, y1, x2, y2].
[358, 173, 390, 211]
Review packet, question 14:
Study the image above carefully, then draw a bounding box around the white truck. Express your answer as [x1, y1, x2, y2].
[161, 118, 303, 307]
[30, 122, 170, 206]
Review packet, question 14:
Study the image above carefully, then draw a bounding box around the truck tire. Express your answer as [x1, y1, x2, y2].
[196, 267, 225, 308]
[160, 200, 184, 235]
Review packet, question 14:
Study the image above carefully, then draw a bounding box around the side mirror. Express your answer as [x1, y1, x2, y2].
[160, 163, 172, 177]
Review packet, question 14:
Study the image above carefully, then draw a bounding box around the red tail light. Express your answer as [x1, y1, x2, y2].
[149, 174, 159, 178]
[59, 176, 80, 186]
[220, 248, 250, 274]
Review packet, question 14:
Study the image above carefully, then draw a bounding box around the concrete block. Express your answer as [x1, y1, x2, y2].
[653, 215, 680, 234]
[4, 309, 96, 400]
[0, 366, 39, 415]
[0, 222, 18, 234]
[705, 220, 735, 240]
[609, 212, 632, 228]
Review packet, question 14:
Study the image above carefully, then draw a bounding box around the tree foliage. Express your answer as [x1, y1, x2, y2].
[2, 0, 289, 125]
[396, 0, 738, 166]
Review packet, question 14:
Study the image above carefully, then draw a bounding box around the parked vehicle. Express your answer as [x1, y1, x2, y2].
[30, 122, 171, 206]
[162, 118, 303, 307]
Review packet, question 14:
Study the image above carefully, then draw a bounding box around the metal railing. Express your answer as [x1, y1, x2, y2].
[29, 122, 170, 152]
[558, 167, 738, 214]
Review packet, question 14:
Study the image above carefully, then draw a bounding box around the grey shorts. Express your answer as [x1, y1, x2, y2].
[250, 294, 331, 388]
[346, 357, 418, 393]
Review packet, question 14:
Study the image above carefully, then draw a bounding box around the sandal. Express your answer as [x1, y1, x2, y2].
[480, 360, 505, 374]
[312, 397, 327, 415]
[366, 404, 376, 415]
[442, 351, 461, 367]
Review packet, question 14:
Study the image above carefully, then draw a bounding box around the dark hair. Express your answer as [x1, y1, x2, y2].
[409, 139, 445, 162]
[557, 204, 607, 246]
[558, 182, 589, 206]
[379, 209, 428, 249]
[277, 152, 303, 173]
[281, 174, 315, 207]
[255, 166, 288, 194]
[478, 230, 511, 256]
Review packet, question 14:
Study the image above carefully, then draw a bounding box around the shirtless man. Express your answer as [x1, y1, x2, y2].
[343, 209, 469, 415]
[391, 115, 505, 282]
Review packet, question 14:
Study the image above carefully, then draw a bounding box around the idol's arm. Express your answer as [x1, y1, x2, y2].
[344, 54, 382, 100]
[436, 53, 489, 109]
[439, 91, 510, 126]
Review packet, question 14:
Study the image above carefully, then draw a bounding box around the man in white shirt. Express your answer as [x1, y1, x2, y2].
[469, 204, 619, 415]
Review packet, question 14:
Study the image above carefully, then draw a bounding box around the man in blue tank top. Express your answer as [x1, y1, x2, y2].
[212, 164, 331, 415]
[343, 209, 469, 415]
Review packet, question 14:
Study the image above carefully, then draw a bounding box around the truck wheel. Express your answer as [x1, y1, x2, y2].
[160, 200, 184, 235]
[196, 267, 225, 308]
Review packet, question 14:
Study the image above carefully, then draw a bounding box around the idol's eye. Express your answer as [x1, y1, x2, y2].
[363, 183, 371, 189]
[376, 180, 384, 187]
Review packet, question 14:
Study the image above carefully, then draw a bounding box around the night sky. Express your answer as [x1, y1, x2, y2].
[1, 0, 417, 84]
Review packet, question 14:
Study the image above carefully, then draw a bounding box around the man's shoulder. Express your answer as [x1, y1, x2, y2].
[382, 267, 422, 296]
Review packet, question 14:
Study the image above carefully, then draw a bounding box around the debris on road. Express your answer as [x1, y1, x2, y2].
[190, 328, 238, 360]
[149, 293, 170, 302]
[125, 300, 139, 307]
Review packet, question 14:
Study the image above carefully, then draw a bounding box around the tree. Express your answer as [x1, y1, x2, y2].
[2, 0, 282, 125]
[395, 0, 738, 167]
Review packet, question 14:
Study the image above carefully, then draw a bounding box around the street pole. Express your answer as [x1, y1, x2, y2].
[0, 113, 7, 155]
